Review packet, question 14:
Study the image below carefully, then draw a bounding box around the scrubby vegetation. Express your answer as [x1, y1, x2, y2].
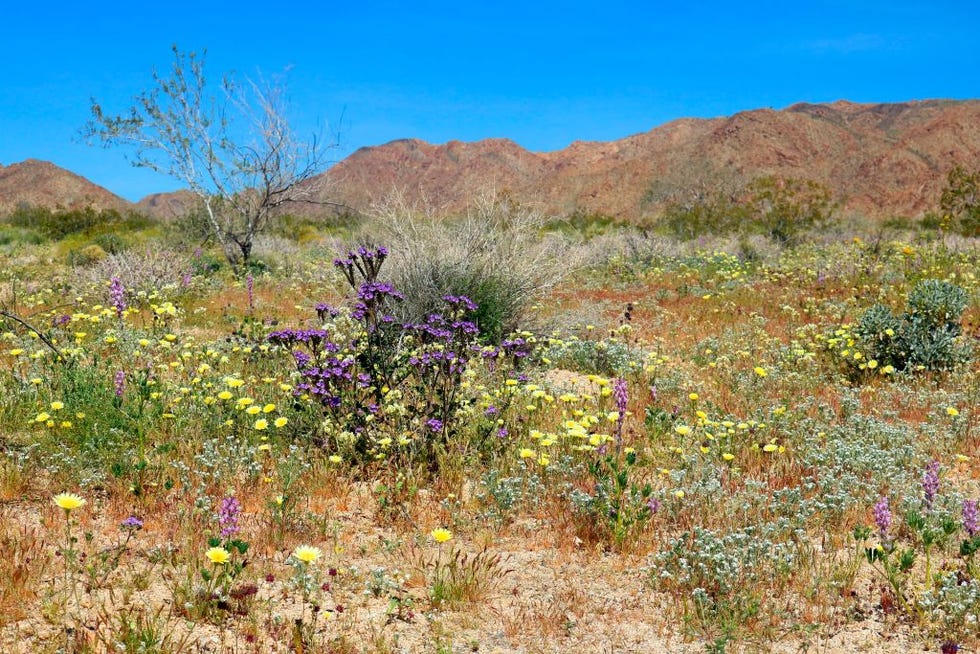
[0, 193, 977, 653]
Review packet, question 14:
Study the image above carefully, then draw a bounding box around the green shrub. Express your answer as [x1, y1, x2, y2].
[67, 244, 108, 266]
[939, 165, 980, 237]
[0, 226, 44, 246]
[93, 232, 127, 254]
[856, 279, 971, 372]
[374, 191, 570, 342]
[5, 205, 152, 241]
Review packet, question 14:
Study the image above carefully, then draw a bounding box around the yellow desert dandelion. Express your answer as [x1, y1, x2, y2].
[52, 492, 85, 512]
[947, 407, 960, 417]
[292, 545, 322, 564]
[430, 528, 453, 543]
[205, 546, 231, 565]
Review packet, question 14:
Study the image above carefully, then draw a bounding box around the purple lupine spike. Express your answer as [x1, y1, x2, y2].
[109, 277, 127, 318]
[873, 496, 892, 540]
[218, 496, 242, 538]
[922, 459, 941, 510]
[113, 370, 126, 398]
[963, 499, 979, 538]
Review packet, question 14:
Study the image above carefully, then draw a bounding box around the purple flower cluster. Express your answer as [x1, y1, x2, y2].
[873, 495, 892, 539]
[442, 294, 478, 312]
[334, 246, 388, 289]
[268, 329, 336, 360]
[218, 496, 242, 538]
[315, 303, 340, 322]
[614, 378, 628, 416]
[295, 356, 358, 408]
[246, 273, 254, 312]
[109, 276, 126, 318]
[922, 459, 941, 510]
[351, 281, 403, 325]
[613, 377, 628, 447]
[963, 499, 979, 538]
[113, 370, 126, 398]
[120, 515, 144, 530]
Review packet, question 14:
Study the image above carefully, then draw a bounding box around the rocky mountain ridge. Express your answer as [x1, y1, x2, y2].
[3, 99, 979, 221]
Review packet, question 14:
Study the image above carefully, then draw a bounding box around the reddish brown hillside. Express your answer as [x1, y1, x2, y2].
[0, 159, 131, 216]
[136, 189, 199, 220]
[317, 99, 980, 220]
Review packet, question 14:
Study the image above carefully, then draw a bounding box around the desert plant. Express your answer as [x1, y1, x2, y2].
[740, 175, 836, 244]
[855, 279, 970, 373]
[372, 190, 571, 340]
[83, 46, 339, 269]
[940, 165, 980, 237]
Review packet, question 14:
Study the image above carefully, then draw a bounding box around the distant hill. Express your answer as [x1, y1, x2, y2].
[135, 190, 199, 220]
[5, 99, 980, 222]
[314, 98, 980, 220]
[0, 159, 131, 216]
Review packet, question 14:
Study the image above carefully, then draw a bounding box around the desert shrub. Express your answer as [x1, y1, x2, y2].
[940, 165, 980, 237]
[658, 194, 747, 241]
[740, 176, 836, 245]
[92, 232, 126, 255]
[6, 205, 152, 241]
[648, 176, 835, 245]
[67, 244, 108, 266]
[0, 225, 44, 246]
[854, 279, 971, 373]
[543, 210, 621, 239]
[371, 191, 572, 341]
[541, 335, 639, 376]
[76, 247, 192, 297]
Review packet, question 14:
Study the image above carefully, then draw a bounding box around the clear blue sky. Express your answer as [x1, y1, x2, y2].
[2, 1, 978, 201]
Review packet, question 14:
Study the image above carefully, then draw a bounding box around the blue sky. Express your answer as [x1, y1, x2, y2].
[2, 1, 978, 201]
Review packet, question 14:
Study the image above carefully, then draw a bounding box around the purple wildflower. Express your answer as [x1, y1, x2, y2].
[922, 459, 941, 510]
[120, 516, 144, 531]
[109, 276, 126, 318]
[425, 418, 443, 433]
[614, 378, 628, 415]
[218, 496, 242, 538]
[613, 377, 628, 449]
[873, 496, 892, 540]
[246, 274, 254, 312]
[647, 497, 661, 514]
[963, 499, 979, 538]
[113, 370, 126, 398]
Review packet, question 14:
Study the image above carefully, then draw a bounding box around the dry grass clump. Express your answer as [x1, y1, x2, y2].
[370, 189, 578, 338]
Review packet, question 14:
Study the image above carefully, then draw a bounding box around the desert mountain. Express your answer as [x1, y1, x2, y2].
[135, 189, 199, 220]
[0, 159, 131, 216]
[317, 99, 980, 220]
[4, 100, 979, 222]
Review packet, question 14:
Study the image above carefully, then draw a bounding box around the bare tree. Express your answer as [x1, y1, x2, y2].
[83, 46, 334, 269]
